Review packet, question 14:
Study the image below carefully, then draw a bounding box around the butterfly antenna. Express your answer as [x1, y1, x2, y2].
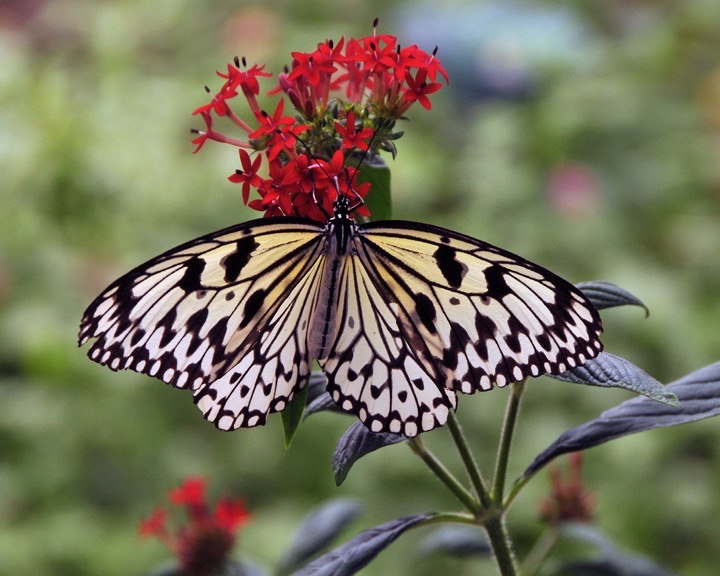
[342, 115, 390, 212]
[293, 115, 390, 215]
[310, 176, 332, 220]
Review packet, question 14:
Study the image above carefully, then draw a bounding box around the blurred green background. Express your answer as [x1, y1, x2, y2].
[2, 0, 720, 574]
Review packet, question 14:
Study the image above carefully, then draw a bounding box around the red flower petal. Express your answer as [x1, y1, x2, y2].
[169, 477, 207, 507]
[138, 507, 168, 537]
[214, 499, 251, 533]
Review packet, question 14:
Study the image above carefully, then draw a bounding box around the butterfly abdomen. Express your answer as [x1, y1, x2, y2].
[308, 219, 353, 360]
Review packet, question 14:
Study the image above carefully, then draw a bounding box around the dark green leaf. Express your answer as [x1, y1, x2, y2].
[303, 372, 347, 419]
[282, 381, 309, 449]
[278, 499, 362, 576]
[304, 392, 345, 419]
[416, 525, 491, 558]
[522, 362, 720, 479]
[577, 281, 649, 315]
[305, 372, 331, 407]
[332, 422, 405, 485]
[551, 352, 678, 405]
[291, 514, 433, 576]
[356, 155, 392, 221]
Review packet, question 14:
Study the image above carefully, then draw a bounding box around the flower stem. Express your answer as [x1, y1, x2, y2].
[492, 379, 527, 504]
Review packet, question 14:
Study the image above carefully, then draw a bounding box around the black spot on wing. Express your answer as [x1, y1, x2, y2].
[240, 289, 266, 329]
[221, 236, 259, 283]
[179, 257, 206, 292]
[157, 307, 178, 347]
[434, 243, 467, 289]
[414, 293, 437, 334]
[183, 308, 209, 355]
[473, 313, 498, 363]
[129, 328, 146, 346]
[442, 321, 472, 371]
[187, 308, 208, 335]
[206, 316, 229, 347]
[483, 264, 511, 298]
[504, 315, 529, 354]
[536, 332, 552, 352]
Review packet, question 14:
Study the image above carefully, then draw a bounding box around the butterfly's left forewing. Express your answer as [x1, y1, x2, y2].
[354, 221, 603, 395]
[79, 218, 326, 428]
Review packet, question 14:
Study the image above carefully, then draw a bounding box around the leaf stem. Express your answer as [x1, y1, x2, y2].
[446, 411, 492, 509]
[523, 527, 559, 576]
[407, 437, 482, 515]
[504, 473, 533, 510]
[492, 379, 527, 504]
[421, 511, 483, 526]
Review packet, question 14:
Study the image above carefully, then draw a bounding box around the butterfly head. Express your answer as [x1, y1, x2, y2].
[331, 191, 354, 222]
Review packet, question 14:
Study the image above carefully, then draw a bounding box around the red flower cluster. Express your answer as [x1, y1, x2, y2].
[139, 477, 251, 576]
[538, 453, 596, 525]
[191, 20, 448, 221]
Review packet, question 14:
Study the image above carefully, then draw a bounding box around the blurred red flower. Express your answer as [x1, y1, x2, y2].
[539, 453, 596, 525]
[139, 477, 251, 576]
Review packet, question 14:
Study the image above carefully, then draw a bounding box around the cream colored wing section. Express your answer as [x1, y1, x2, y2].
[79, 217, 327, 428]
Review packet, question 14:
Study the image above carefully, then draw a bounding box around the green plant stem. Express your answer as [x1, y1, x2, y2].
[504, 473, 532, 510]
[484, 516, 519, 576]
[523, 527, 559, 576]
[446, 411, 492, 509]
[407, 437, 482, 516]
[423, 511, 481, 526]
[445, 412, 519, 576]
[492, 379, 527, 504]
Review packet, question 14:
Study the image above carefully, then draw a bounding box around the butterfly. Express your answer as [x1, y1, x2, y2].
[79, 193, 603, 437]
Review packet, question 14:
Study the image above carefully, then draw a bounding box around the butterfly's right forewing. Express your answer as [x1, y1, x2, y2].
[356, 221, 603, 395]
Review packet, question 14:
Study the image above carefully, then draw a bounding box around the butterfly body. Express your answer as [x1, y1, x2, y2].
[308, 198, 354, 360]
[80, 198, 603, 437]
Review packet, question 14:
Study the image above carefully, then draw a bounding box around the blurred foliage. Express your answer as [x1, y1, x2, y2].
[1, 0, 719, 575]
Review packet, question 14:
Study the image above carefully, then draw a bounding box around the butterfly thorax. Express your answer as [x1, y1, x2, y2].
[328, 194, 356, 255]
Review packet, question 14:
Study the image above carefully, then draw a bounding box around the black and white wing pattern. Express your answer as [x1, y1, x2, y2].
[317, 247, 458, 437]
[79, 218, 327, 429]
[318, 221, 603, 436]
[80, 214, 603, 438]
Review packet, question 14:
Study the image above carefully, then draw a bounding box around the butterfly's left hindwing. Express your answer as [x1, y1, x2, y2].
[317, 252, 457, 437]
[79, 218, 326, 429]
